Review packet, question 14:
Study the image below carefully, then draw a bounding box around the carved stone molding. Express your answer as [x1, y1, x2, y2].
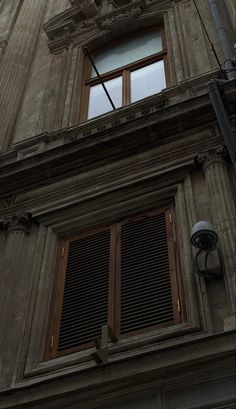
[196, 146, 228, 171]
[0, 197, 12, 210]
[44, 1, 99, 41]
[0, 40, 7, 58]
[96, 0, 145, 30]
[2, 212, 32, 235]
[70, 0, 100, 11]
[111, 0, 132, 7]
[71, 0, 99, 17]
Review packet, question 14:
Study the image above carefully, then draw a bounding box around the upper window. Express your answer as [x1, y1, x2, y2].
[80, 28, 167, 121]
[47, 207, 182, 359]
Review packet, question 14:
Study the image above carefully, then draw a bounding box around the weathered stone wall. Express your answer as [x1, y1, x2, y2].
[0, 1, 235, 408]
[0, 0, 234, 149]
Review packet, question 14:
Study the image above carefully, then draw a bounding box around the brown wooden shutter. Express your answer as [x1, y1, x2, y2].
[119, 211, 175, 335]
[57, 229, 110, 352]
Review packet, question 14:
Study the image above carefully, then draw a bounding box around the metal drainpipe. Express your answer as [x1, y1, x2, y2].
[207, 79, 236, 173]
[206, 1, 236, 172]
[207, 0, 236, 80]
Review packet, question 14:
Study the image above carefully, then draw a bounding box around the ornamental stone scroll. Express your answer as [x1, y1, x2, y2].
[96, 0, 144, 30]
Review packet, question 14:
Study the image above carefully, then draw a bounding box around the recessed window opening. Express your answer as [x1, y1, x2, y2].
[47, 207, 182, 359]
[80, 28, 167, 121]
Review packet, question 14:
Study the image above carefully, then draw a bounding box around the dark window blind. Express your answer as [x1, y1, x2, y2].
[120, 212, 174, 334]
[49, 208, 179, 358]
[58, 229, 110, 351]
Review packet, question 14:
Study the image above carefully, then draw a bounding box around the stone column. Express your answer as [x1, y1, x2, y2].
[197, 147, 236, 314]
[0, 0, 47, 152]
[0, 212, 32, 389]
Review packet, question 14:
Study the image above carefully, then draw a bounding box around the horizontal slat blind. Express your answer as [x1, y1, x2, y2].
[58, 229, 110, 352]
[120, 212, 174, 334]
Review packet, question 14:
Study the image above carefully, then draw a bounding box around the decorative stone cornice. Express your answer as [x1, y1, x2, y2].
[0, 197, 12, 210]
[44, 1, 99, 41]
[196, 146, 228, 171]
[1, 72, 234, 196]
[111, 0, 132, 7]
[1, 212, 32, 235]
[70, 0, 101, 9]
[96, 1, 145, 30]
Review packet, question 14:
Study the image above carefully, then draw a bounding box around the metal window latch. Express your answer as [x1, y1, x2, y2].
[177, 299, 181, 313]
[91, 325, 117, 364]
[50, 334, 54, 349]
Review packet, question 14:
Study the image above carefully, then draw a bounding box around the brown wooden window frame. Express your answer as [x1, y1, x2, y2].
[46, 206, 183, 359]
[80, 26, 169, 122]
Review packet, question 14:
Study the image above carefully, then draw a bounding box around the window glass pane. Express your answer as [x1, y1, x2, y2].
[130, 60, 166, 103]
[91, 31, 162, 76]
[87, 76, 122, 119]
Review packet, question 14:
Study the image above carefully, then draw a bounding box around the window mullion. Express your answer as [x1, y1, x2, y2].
[123, 70, 130, 106]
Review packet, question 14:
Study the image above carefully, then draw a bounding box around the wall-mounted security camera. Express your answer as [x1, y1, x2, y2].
[191, 221, 218, 251]
[191, 221, 222, 279]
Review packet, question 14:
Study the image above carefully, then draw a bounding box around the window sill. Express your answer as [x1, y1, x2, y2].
[23, 321, 201, 379]
[79, 90, 167, 126]
[6, 331, 236, 409]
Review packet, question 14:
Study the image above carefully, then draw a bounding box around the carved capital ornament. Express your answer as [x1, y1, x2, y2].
[196, 146, 228, 171]
[96, 0, 144, 30]
[1, 212, 32, 235]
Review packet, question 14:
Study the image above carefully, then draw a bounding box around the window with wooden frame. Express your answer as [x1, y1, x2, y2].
[47, 207, 182, 359]
[80, 27, 168, 121]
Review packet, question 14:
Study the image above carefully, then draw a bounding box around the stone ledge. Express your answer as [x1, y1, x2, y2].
[0, 73, 234, 198]
[0, 331, 235, 409]
[1, 69, 221, 167]
[224, 315, 236, 331]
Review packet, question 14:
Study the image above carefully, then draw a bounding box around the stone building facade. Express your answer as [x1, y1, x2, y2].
[0, 0, 235, 408]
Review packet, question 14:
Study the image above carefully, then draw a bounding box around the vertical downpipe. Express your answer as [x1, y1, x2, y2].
[207, 0, 236, 80]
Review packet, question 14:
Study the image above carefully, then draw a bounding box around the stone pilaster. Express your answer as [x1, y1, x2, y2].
[197, 147, 236, 313]
[0, 0, 47, 152]
[0, 212, 32, 389]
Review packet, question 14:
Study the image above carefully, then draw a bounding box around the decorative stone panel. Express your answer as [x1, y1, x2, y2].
[44, 0, 99, 41]
[96, 0, 145, 30]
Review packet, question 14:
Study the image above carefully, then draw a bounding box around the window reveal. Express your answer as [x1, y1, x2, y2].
[49, 208, 181, 358]
[80, 29, 167, 121]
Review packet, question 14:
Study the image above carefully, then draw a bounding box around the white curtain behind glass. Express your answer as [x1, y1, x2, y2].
[91, 31, 162, 76]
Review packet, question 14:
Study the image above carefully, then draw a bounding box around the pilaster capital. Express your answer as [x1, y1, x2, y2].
[1, 212, 32, 235]
[196, 146, 228, 171]
[0, 40, 7, 57]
